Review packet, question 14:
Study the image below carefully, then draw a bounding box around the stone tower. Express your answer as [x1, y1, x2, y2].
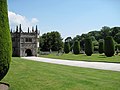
[11, 24, 39, 57]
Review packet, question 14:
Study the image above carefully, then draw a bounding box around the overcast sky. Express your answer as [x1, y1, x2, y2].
[8, 0, 120, 39]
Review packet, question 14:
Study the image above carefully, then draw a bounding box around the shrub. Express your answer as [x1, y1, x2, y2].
[85, 38, 93, 56]
[98, 39, 104, 54]
[0, 0, 12, 80]
[73, 41, 80, 54]
[64, 42, 70, 54]
[104, 36, 115, 57]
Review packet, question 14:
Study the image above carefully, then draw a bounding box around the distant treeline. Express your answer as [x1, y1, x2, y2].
[39, 26, 120, 52]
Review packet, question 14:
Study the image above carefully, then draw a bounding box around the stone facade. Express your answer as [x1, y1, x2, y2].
[11, 24, 39, 57]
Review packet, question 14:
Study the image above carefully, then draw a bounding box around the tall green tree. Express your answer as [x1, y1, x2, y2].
[100, 26, 111, 39]
[40, 31, 63, 51]
[0, 0, 12, 80]
[104, 36, 115, 57]
[40, 33, 51, 51]
[73, 41, 80, 54]
[50, 31, 63, 51]
[84, 38, 93, 56]
[64, 42, 70, 54]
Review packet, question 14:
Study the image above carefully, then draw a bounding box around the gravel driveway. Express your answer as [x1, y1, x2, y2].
[22, 57, 120, 72]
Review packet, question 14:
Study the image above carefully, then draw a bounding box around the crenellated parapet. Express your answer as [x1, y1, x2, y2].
[10, 24, 40, 35]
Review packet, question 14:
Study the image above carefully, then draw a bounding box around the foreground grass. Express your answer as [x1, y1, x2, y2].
[2, 57, 120, 90]
[40, 53, 120, 63]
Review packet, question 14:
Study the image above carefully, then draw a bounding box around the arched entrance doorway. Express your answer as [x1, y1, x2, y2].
[25, 49, 32, 56]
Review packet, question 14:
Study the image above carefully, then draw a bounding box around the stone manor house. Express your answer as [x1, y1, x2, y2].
[11, 24, 39, 57]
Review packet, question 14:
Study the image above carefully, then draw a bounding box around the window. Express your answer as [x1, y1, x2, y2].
[25, 38, 32, 42]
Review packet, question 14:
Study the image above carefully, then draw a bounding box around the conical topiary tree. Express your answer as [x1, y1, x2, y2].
[0, 0, 12, 80]
[98, 39, 104, 54]
[104, 36, 115, 57]
[73, 41, 80, 54]
[64, 42, 70, 54]
[84, 38, 93, 56]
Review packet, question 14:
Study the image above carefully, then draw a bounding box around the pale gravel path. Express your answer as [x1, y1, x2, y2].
[22, 57, 120, 72]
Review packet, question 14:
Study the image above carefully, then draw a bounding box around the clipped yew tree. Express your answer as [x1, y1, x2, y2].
[64, 42, 70, 54]
[104, 36, 115, 57]
[73, 41, 80, 54]
[85, 38, 93, 56]
[0, 0, 12, 80]
[98, 39, 104, 54]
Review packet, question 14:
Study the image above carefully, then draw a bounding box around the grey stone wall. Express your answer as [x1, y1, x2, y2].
[11, 25, 39, 57]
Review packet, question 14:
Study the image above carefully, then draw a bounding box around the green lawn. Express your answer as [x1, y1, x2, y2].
[39, 53, 120, 63]
[1, 57, 120, 90]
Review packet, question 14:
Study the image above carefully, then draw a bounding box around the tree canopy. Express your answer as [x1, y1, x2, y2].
[40, 31, 63, 51]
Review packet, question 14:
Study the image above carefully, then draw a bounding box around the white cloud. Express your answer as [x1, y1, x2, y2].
[31, 18, 39, 24]
[8, 11, 39, 31]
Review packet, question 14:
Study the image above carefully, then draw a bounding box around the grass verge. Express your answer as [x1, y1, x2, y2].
[39, 53, 120, 63]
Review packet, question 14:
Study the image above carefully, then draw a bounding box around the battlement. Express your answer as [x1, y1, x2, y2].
[11, 24, 40, 35]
